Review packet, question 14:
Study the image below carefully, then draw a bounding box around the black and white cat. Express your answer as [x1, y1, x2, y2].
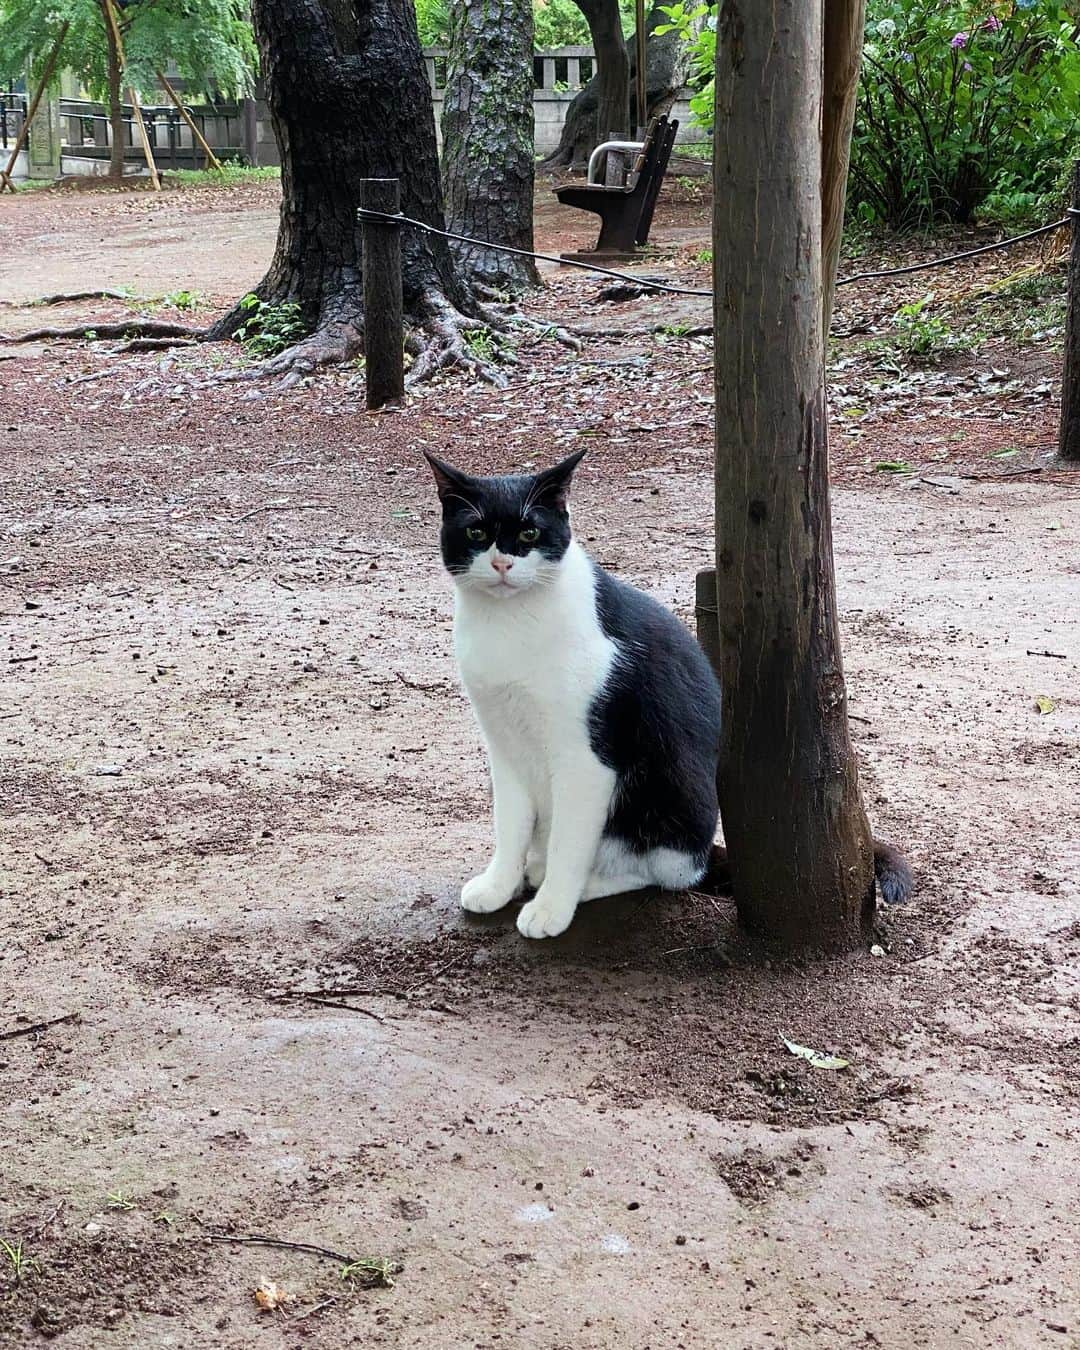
[426, 448, 722, 939]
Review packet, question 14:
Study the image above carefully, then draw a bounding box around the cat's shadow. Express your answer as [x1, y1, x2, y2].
[462, 885, 739, 969]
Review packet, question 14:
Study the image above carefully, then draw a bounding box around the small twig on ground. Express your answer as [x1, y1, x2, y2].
[65, 368, 119, 386]
[283, 993, 388, 1023]
[291, 1297, 338, 1323]
[0, 1012, 80, 1041]
[31, 1201, 65, 1241]
[848, 712, 873, 724]
[34, 852, 53, 867]
[406, 951, 467, 994]
[1026, 649, 1067, 659]
[233, 502, 335, 525]
[393, 671, 452, 694]
[201, 1233, 399, 1286]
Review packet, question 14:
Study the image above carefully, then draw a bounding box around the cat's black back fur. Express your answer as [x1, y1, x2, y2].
[589, 563, 721, 863]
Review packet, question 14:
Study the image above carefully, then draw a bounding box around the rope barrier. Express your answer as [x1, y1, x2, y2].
[357, 206, 1071, 300]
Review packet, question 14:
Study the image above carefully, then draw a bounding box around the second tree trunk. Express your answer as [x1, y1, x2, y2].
[441, 0, 539, 294]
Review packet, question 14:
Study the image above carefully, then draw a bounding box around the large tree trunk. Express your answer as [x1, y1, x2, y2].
[102, 3, 125, 179]
[208, 0, 486, 376]
[583, 0, 631, 145]
[822, 0, 866, 333]
[541, 4, 687, 170]
[441, 0, 539, 295]
[710, 0, 875, 952]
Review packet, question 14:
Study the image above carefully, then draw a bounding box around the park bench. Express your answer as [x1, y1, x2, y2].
[555, 115, 679, 262]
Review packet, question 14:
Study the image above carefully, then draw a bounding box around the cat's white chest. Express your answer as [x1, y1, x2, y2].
[452, 542, 617, 768]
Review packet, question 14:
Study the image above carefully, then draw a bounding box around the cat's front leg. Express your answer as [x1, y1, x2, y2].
[461, 750, 534, 914]
[517, 756, 615, 938]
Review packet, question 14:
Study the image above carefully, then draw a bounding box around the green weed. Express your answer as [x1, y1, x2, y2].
[233, 293, 306, 357]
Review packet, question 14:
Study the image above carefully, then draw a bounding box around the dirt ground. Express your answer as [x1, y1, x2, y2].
[1, 176, 1078, 1349]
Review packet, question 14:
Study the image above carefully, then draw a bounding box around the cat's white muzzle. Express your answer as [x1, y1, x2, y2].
[462, 545, 548, 598]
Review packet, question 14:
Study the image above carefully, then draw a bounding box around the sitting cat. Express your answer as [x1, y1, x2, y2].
[425, 448, 723, 938]
[426, 450, 913, 938]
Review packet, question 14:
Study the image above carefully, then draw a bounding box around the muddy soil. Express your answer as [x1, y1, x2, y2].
[1, 177, 1078, 1349]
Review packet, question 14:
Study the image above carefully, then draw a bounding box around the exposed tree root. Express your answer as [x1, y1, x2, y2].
[216, 318, 364, 382]
[0, 320, 200, 345]
[0, 288, 143, 308]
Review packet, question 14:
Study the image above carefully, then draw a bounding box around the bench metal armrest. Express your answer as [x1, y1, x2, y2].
[586, 139, 645, 185]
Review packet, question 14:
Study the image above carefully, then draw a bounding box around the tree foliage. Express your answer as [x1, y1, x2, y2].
[0, 0, 256, 101]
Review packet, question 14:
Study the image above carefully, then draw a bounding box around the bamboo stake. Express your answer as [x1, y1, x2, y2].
[0, 22, 70, 193]
[155, 69, 223, 171]
[127, 86, 161, 188]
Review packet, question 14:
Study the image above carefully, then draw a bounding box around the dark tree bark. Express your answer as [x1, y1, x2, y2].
[1060, 161, 1080, 461]
[710, 0, 876, 952]
[208, 0, 489, 377]
[101, 1, 126, 179]
[581, 0, 631, 145]
[541, 3, 687, 170]
[441, 0, 539, 295]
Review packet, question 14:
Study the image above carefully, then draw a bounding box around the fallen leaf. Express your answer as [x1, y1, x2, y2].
[873, 460, 913, 474]
[254, 1280, 292, 1312]
[781, 1036, 850, 1070]
[1035, 694, 1055, 714]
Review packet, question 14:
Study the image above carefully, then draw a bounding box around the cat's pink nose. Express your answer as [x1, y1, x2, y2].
[491, 555, 514, 575]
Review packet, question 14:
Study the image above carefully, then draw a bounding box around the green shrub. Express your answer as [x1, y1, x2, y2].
[660, 1, 1079, 230]
[232, 293, 305, 357]
[851, 1, 1080, 227]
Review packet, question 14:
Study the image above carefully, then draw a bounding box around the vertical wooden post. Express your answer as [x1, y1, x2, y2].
[127, 88, 160, 188]
[1059, 163, 1080, 461]
[0, 23, 69, 192]
[713, 0, 875, 951]
[634, 0, 647, 136]
[604, 130, 627, 188]
[360, 178, 405, 411]
[695, 567, 720, 673]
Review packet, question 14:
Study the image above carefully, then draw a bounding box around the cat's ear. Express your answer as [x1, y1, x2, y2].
[530, 449, 586, 512]
[423, 451, 478, 505]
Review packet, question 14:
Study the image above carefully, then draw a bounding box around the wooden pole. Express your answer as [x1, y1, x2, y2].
[634, 0, 647, 137]
[125, 89, 161, 188]
[155, 70, 224, 172]
[0, 23, 69, 193]
[712, 0, 875, 951]
[359, 178, 405, 411]
[1059, 162, 1080, 461]
[127, 88, 161, 189]
[822, 0, 866, 334]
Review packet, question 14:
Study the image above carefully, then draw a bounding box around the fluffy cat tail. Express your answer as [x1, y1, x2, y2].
[703, 840, 914, 905]
[873, 840, 915, 905]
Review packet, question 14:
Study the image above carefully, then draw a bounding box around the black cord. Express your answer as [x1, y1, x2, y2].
[356, 207, 1071, 298]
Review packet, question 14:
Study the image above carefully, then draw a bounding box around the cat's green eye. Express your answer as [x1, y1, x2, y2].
[465, 526, 487, 543]
[519, 527, 540, 544]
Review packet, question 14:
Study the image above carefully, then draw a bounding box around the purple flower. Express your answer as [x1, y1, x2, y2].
[951, 31, 969, 48]
[963, 60, 973, 71]
[900, 50, 914, 62]
[982, 15, 1002, 31]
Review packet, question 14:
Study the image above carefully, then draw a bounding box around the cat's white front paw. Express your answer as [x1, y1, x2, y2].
[461, 870, 518, 914]
[516, 891, 576, 939]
